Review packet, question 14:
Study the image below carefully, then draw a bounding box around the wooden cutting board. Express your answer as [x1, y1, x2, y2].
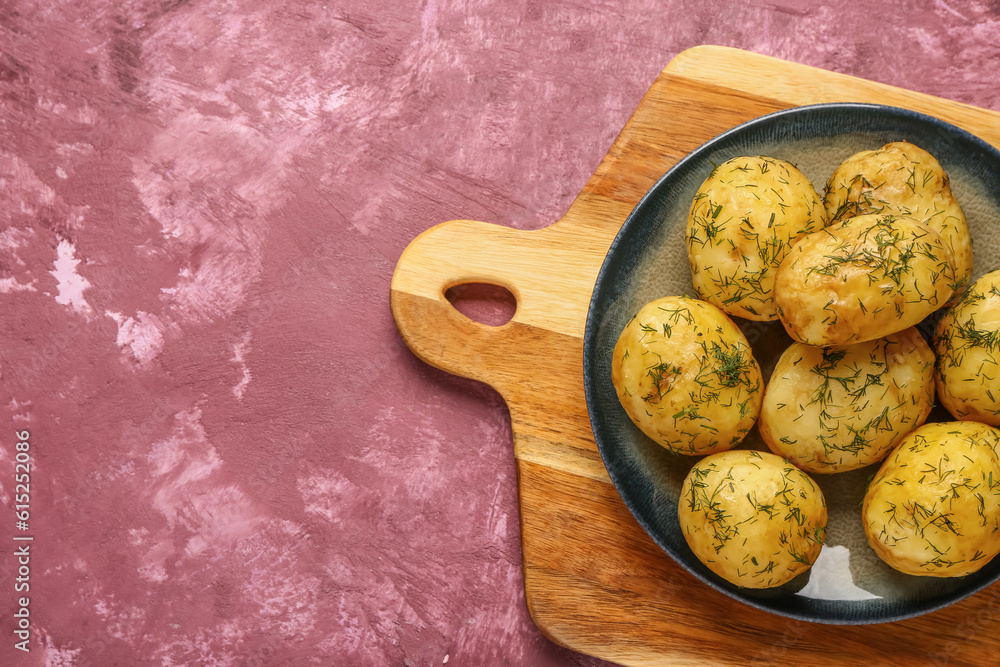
[390, 46, 1000, 666]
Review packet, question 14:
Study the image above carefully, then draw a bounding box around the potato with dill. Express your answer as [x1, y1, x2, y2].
[611, 296, 763, 455]
[934, 269, 1000, 425]
[686, 156, 828, 321]
[863, 421, 1000, 577]
[678, 449, 827, 588]
[824, 141, 972, 294]
[759, 328, 935, 474]
[773, 213, 957, 347]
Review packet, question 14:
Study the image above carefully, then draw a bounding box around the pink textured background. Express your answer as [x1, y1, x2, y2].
[2, 1, 1000, 665]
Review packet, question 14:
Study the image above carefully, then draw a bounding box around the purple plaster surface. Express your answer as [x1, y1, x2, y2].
[1, 0, 999, 665]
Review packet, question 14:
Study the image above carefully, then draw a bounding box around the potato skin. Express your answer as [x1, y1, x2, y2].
[824, 141, 972, 294]
[760, 328, 935, 474]
[773, 214, 956, 347]
[678, 449, 827, 588]
[611, 296, 763, 455]
[935, 270, 1000, 425]
[863, 421, 1000, 577]
[686, 156, 827, 321]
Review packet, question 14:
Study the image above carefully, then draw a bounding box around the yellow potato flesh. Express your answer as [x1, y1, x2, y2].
[611, 296, 763, 455]
[935, 269, 1000, 425]
[863, 421, 1000, 577]
[686, 156, 827, 321]
[760, 327, 935, 474]
[773, 214, 956, 347]
[824, 141, 972, 293]
[679, 449, 827, 588]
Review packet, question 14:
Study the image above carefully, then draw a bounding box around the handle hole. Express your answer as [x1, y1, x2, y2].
[444, 282, 517, 327]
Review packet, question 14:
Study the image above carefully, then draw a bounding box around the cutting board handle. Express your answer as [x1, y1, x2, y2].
[391, 219, 538, 385]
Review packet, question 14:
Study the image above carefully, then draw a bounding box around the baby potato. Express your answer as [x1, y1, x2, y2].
[686, 156, 827, 321]
[760, 328, 935, 474]
[678, 449, 827, 588]
[934, 269, 1000, 425]
[773, 214, 956, 347]
[824, 141, 972, 293]
[863, 421, 1000, 577]
[611, 296, 763, 455]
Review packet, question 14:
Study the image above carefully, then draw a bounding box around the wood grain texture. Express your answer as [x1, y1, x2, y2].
[390, 46, 1000, 666]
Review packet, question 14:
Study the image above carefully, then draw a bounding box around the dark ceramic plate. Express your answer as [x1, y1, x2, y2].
[583, 103, 1000, 624]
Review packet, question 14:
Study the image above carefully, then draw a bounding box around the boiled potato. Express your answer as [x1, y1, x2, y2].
[760, 328, 935, 474]
[773, 214, 956, 347]
[686, 156, 827, 321]
[678, 449, 827, 588]
[935, 269, 1000, 425]
[611, 296, 763, 455]
[863, 421, 1000, 577]
[824, 141, 972, 293]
